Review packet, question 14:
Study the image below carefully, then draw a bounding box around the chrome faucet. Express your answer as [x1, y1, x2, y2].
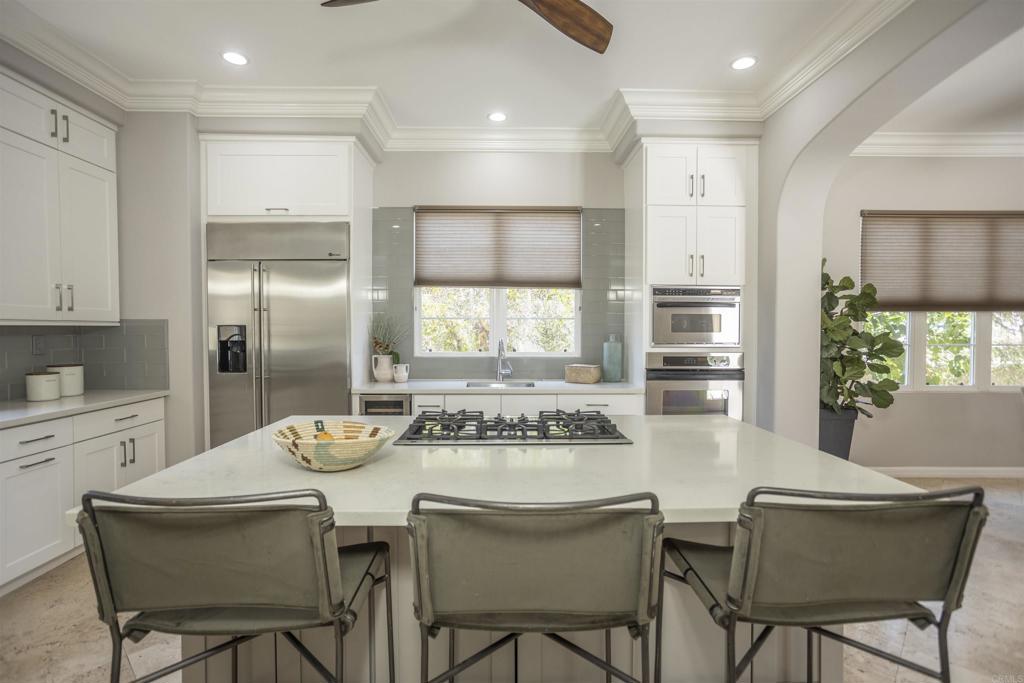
[496, 339, 513, 381]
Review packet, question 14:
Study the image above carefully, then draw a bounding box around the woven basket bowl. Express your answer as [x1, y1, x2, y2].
[272, 420, 396, 472]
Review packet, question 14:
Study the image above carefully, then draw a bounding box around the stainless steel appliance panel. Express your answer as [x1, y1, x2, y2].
[261, 260, 350, 424]
[207, 222, 349, 261]
[208, 261, 261, 447]
[645, 352, 744, 419]
[651, 287, 741, 346]
[358, 394, 412, 416]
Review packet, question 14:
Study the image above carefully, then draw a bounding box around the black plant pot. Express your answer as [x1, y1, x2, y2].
[818, 407, 858, 460]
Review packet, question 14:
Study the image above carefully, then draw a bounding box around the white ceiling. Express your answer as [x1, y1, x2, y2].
[881, 27, 1024, 133]
[10, 0, 871, 129]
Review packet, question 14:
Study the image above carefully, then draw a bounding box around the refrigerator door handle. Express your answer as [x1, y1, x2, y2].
[251, 264, 261, 430]
[260, 264, 270, 427]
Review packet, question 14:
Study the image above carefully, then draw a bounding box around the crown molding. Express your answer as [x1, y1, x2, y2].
[758, 0, 915, 118]
[0, 0, 913, 154]
[852, 132, 1024, 157]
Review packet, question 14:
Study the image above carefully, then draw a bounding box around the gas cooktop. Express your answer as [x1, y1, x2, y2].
[393, 409, 632, 446]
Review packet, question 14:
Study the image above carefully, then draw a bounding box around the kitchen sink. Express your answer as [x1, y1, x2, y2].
[466, 381, 536, 388]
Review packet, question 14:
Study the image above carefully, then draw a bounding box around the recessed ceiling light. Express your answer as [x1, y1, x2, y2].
[731, 56, 757, 71]
[488, 112, 507, 123]
[222, 51, 248, 66]
[391, 224, 400, 229]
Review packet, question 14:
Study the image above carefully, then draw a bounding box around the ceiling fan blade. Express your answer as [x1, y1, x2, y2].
[321, 0, 377, 6]
[518, 0, 612, 54]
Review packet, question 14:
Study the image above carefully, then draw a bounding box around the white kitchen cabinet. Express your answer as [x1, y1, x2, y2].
[695, 145, 746, 206]
[696, 207, 745, 285]
[645, 144, 697, 205]
[121, 421, 164, 486]
[500, 394, 557, 416]
[646, 205, 697, 285]
[412, 395, 445, 413]
[0, 446, 74, 583]
[444, 394, 502, 415]
[0, 130, 62, 320]
[58, 154, 119, 322]
[557, 394, 644, 415]
[73, 431, 123, 504]
[206, 140, 352, 216]
[58, 109, 117, 172]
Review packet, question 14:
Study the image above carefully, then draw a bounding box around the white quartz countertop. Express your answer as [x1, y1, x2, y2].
[353, 380, 644, 394]
[0, 389, 170, 430]
[81, 414, 918, 526]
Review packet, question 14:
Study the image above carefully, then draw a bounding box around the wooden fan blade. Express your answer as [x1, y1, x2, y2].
[518, 0, 612, 53]
[321, 0, 377, 6]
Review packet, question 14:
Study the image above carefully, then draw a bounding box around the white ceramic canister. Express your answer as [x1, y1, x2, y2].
[46, 363, 85, 396]
[26, 372, 61, 402]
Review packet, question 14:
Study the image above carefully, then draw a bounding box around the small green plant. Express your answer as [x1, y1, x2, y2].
[820, 260, 904, 416]
[371, 314, 407, 364]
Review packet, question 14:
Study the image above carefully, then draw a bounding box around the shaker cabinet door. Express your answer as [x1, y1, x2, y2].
[696, 145, 747, 206]
[122, 421, 165, 487]
[646, 205, 697, 285]
[0, 73, 59, 148]
[696, 207, 745, 286]
[645, 144, 697, 206]
[0, 130, 62, 320]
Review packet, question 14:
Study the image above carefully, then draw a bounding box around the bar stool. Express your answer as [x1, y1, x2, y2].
[655, 486, 988, 683]
[407, 492, 664, 683]
[77, 489, 396, 683]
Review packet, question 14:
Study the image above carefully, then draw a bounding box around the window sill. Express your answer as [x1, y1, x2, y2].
[894, 386, 1022, 394]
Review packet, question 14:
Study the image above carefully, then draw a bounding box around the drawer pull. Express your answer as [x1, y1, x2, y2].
[114, 414, 139, 422]
[417, 404, 442, 408]
[19, 434, 56, 445]
[19, 456, 55, 470]
[585, 403, 610, 407]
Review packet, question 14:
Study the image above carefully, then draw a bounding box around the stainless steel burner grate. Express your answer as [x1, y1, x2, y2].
[393, 409, 632, 445]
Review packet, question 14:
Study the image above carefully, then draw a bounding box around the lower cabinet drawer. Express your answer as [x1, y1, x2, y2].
[73, 398, 165, 442]
[412, 395, 445, 413]
[444, 394, 501, 415]
[0, 418, 74, 464]
[557, 394, 644, 415]
[500, 394, 557, 416]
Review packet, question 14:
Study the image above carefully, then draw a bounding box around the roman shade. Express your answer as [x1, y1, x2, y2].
[414, 207, 583, 288]
[860, 211, 1024, 311]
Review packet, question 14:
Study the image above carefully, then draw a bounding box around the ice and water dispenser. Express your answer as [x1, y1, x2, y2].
[216, 325, 247, 373]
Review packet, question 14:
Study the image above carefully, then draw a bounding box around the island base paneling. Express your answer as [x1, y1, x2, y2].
[182, 523, 841, 683]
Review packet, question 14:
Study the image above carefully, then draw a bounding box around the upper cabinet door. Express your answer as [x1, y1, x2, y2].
[645, 144, 697, 206]
[0, 73, 59, 148]
[0, 130, 62, 321]
[58, 109, 117, 172]
[696, 145, 747, 206]
[647, 205, 698, 285]
[58, 155, 119, 322]
[206, 141, 352, 216]
[696, 207, 745, 286]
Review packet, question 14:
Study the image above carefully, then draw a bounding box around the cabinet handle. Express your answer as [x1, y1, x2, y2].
[688, 174, 694, 198]
[61, 114, 70, 143]
[688, 255, 694, 277]
[19, 456, 55, 470]
[66, 284, 74, 312]
[50, 109, 58, 138]
[120, 441, 127, 468]
[114, 413, 139, 422]
[700, 174, 706, 198]
[585, 403, 610, 407]
[700, 255, 705, 277]
[264, 207, 289, 214]
[55, 284, 63, 312]
[129, 438, 136, 464]
[18, 434, 55, 445]
[418, 404, 442, 409]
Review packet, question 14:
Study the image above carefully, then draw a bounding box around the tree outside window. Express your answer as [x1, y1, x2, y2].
[992, 312, 1024, 386]
[864, 312, 909, 384]
[926, 312, 974, 386]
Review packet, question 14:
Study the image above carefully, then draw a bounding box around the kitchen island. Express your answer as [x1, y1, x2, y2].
[81, 414, 917, 683]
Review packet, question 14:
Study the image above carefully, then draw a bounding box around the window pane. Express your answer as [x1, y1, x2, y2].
[864, 311, 908, 384]
[925, 312, 973, 386]
[506, 288, 576, 318]
[992, 312, 1024, 386]
[507, 318, 575, 354]
[420, 287, 490, 318]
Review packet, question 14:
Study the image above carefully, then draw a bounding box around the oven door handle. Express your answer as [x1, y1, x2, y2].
[654, 301, 737, 308]
[646, 370, 745, 381]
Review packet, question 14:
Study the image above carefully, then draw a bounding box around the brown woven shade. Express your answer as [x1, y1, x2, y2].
[414, 207, 582, 288]
[860, 211, 1024, 311]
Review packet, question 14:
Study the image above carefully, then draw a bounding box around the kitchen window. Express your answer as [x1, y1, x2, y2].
[925, 312, 974, 386]
[414, 287, 581, 356]
[864, 311, 909, 384]
[991, 312, 1024, 386]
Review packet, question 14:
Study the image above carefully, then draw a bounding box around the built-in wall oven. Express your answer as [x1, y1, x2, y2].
[645, 352, 744, 419]
[651, 287, 741, 346]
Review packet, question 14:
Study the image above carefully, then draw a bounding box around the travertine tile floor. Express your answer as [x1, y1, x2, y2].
[0, 478, 1020, 682]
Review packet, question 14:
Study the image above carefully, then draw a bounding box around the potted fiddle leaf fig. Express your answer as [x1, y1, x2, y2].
[820, 259, 904, 459]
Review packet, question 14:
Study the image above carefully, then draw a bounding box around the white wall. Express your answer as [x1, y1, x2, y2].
[374, 151, 623, 207]
[117, 111, 205, 466]
[823, 155, 1024, 469]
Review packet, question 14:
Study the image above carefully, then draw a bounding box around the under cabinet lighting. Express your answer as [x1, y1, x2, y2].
[731, 56, 756, 70]
[222, 52, 248, 66]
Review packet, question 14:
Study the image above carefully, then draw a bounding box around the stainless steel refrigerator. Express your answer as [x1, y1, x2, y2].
[206, 222, 350, 448]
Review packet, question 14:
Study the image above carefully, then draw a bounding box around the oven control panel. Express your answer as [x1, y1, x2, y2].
[646, 352, 743, 369]
[652, 287, 741, 297]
